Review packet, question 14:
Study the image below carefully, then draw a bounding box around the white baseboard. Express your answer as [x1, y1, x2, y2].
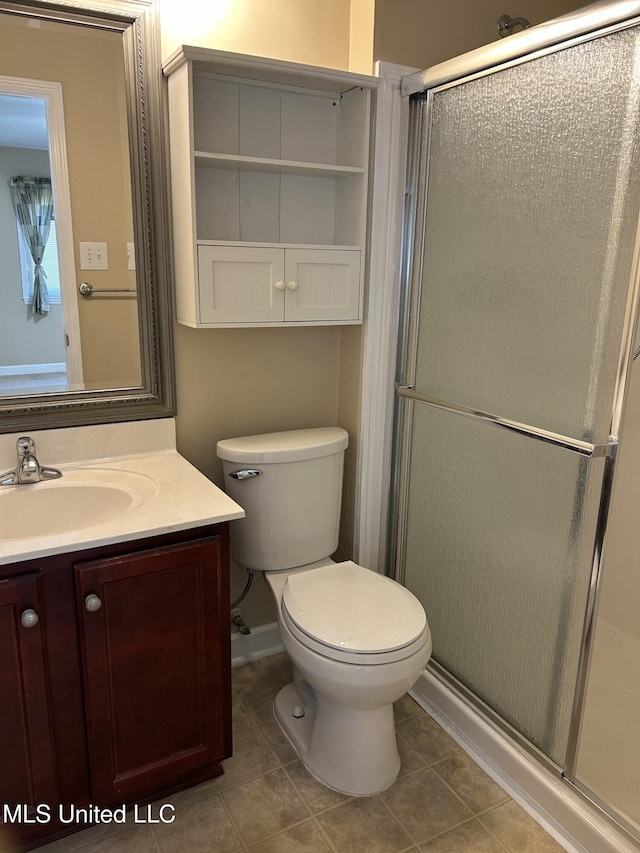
[411, 669, 637, 853]
[0, 362, 65, 376]
[231, 622, 283, 667]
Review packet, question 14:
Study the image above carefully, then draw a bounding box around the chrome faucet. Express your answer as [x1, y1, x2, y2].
[0, 437, 63, 486]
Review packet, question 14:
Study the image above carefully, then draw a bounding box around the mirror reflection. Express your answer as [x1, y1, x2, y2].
[0, 10, 142, 399]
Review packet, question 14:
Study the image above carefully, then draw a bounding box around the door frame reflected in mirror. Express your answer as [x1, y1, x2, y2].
[0, 0, 174, 433]
[0, 73, 83, 392]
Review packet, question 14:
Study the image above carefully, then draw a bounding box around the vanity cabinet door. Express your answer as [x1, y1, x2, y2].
[0, 573, 58, 816]
[75, 536, 231, 804]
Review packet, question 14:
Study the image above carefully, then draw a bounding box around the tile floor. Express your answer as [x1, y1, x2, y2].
[36, 652, 566, 853]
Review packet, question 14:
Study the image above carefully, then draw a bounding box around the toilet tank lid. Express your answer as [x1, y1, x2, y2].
[217, 427, 348, 463]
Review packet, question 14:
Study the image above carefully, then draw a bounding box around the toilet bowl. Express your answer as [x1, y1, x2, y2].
[217, 428, 431, 796]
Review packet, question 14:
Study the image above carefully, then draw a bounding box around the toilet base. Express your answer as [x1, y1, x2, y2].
[274, 681, 401, 797]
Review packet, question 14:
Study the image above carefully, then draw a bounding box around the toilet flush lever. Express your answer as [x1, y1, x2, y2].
[229, 469, 261, 480]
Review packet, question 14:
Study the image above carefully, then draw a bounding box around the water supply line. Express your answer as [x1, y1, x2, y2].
[231, 570, 254, 635]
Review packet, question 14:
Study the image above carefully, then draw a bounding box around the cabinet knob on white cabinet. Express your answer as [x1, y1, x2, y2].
[20, 608, 39, 628]
[85, 594, 102, 613]
[274, 280, 286, 291]
[287, 280, 299, 291]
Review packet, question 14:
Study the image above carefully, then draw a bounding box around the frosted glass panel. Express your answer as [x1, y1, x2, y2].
[414, 27, 640, 444]
[574, 359, 640, 831]
[403, 405, 604, 763]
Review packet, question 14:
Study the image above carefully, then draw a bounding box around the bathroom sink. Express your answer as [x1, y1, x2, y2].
[0, 468, 159, 540]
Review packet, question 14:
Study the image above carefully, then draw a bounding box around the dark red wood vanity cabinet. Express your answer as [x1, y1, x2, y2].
[0, 575, 58, 823]
[0, 524, 232, 851]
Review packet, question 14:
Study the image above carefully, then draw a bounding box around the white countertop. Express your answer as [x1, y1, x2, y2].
[0, 449, 245, 566]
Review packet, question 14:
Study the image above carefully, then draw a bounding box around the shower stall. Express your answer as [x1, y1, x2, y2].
[389, 0, 640, 844]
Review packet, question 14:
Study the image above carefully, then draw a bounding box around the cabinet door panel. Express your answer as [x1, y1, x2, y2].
[0, 574, 57, 810]
[198, 245, 285, 323]
[76, 537, 229, 803]
[284, 248, 361, 322]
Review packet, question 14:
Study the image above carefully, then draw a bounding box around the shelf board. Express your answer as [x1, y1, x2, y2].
[194, 151, 365, 178]
[164, 46, 380, 94]
[196, 240, 362, 250]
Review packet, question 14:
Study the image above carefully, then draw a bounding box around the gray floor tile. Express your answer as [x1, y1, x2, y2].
[394, 693, 424, 723]
[222, 768, 310, 846]
[420, 819, 506, 852]
[73, 827, 158, 853]
[397, 730, 428, 777]
[35, 653, 567, 853]
[217, 725, 280, 790]
[433, 752, 509, 814]
[382, 767, 472, 844]
[247, 819, 332, 852]
[232, 656, 281, 688]
[231, 690, 255, 733]
[284, 759, 353, 813]
[67, 818, 134, 850]
[479, 801, 566, 852]
[234, 672, 290, 724]
[316, 796, 414, 853]
[153, 794, 242, 853]
[396, 714, 462, 766]
[28, 838, 72, 852]
[258, 719, 298, 765]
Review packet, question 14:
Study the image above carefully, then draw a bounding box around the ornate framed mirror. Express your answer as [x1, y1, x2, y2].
[0, 0, 174, 432]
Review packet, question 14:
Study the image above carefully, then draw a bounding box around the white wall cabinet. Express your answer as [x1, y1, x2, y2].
[197, 245, 361, 324]
[163, 47, 378, 327]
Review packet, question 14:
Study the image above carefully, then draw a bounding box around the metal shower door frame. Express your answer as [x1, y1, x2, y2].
[391, 0, 640, 789]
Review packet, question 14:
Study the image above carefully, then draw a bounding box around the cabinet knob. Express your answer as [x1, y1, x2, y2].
[274, 280, 286, 291]
[287, 280, 299, 291]
[85, 594, 102, 613]
[20, 608, 39, 628]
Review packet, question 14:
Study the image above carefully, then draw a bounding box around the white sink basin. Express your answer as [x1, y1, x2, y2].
[0, 468, 159, 540]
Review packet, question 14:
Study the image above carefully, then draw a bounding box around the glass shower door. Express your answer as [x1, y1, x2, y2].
[396, 23, 640, 766]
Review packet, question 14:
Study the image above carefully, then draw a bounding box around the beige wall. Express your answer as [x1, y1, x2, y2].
[160, 0, 352, 69]
[161, 0, 588, 630]
[0, 15, 140, 390]
[174, 324, 349, 627]
[350, 0, 376, 72]
[373, 0, 588, 69]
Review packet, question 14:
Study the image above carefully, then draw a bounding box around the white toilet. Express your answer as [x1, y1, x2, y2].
[217, 427, 431, 797]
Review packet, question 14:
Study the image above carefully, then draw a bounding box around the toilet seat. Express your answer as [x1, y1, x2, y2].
[281, 561, 429, 665]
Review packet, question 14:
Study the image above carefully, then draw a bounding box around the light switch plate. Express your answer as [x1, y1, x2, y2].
[79, 242, 108, 270]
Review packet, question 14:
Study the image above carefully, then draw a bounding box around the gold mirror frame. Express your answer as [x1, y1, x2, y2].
[0, 0, 174, 432]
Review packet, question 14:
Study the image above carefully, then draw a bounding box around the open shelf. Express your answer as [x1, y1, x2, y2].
[165, 46, 379, 327]
[194, 151, 365, 178]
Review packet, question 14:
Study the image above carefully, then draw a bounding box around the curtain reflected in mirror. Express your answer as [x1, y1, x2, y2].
[0, 10, 142, 399]
[12, 175, 54, 316]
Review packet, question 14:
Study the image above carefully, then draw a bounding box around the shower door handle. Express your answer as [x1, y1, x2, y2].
[229, 469, 261, 480]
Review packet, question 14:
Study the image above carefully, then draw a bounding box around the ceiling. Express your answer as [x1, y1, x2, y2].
[0, 94, 48, 149]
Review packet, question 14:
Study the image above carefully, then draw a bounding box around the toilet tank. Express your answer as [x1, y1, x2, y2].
[216, 428, 348, 572]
